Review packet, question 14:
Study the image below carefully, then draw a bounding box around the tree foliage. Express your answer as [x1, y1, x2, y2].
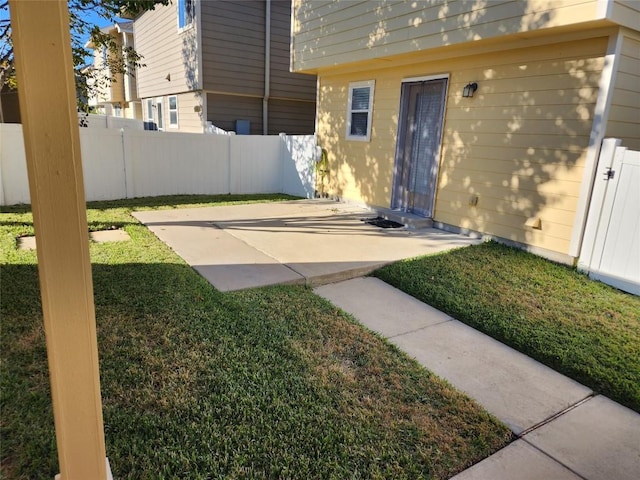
[0, 0, 168, 109]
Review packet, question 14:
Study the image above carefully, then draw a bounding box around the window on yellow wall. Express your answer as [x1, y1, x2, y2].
[346, 80, 374, 141]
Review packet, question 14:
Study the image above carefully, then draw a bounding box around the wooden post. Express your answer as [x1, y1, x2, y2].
[9, 1, 108, 479]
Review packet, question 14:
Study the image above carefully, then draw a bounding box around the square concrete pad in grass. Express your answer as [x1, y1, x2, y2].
[524, 395, 640, 480]
[89, 229, 130, 242]
[18, 229, 130, 250]
[450, 440, 582, 480]
[315, 277, 452, 338]
[389, 320, 592, 434]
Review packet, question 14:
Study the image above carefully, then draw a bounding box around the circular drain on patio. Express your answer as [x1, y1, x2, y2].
[362, 217, 404, 229]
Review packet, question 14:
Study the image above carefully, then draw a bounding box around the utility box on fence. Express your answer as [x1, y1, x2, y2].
[235, 120, 250, 135]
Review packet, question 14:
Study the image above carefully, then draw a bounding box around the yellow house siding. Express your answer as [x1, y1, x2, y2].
[606, 33, 640, 149]
[317, 36, 608, 255]
[293, 0, 602, 72]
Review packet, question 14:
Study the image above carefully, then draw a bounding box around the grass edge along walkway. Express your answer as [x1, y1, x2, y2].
[374, 241, 640, 413]
[1, 196, 512, 479]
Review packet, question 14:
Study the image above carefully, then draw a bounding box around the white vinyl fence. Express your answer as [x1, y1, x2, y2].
[579, 138, 640, 295]
[79, 113, 144, 130]
[0, 124, 317, 205]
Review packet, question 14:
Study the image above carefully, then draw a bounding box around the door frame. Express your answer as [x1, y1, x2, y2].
[155, 97, 165, 131]
[391, 74, 449, 217]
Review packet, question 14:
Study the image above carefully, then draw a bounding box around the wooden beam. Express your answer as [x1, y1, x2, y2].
[8, 1, 108, 479]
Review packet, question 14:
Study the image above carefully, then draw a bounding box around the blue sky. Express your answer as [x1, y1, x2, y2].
[79, 9, 113, 41]
[1, 5, 112, 51]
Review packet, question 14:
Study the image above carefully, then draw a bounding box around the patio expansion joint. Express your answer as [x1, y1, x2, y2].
[520, 438, 590, 480]
[387, 317, 455, 339]
[468, 394, 598, 480]
[214, 221, 308, 282]
[518, 393, 596, 438]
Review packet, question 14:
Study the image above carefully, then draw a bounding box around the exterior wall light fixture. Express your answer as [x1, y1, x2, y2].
[462, 82, 478, 98]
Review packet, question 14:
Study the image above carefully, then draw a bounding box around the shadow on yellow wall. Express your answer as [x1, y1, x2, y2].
[309, 1, 607, 255]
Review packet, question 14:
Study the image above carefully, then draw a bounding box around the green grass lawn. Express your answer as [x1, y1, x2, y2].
[1, 196, 511, 480]
[374, 241, 640, 413]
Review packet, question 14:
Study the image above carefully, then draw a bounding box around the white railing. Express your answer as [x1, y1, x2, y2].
[0, 124, 316, 205]
[205, 121, 234, 135]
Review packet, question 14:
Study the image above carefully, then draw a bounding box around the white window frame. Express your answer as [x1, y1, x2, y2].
[168, 95, 178, 128]
[346, 80, 375, 142]
[156, 97, 165, 131]
[177, 0, 195, 31]
[145, 98, 154, 122]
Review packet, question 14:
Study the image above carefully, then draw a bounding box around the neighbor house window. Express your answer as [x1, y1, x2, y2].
[346, 80, 374, 141]
[156, 97, 164, 131]
[168, 95, 178, 127]
[113, 104, 122, 117]
[178, 0, 195, 30]
[146, 98, 154, 121]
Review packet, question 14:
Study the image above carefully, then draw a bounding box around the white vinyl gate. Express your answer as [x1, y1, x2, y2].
[579, 138, 640, 295]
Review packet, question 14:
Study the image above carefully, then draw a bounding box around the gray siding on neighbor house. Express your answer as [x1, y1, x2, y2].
[207, 93, 263, 134]
[200, 0, 266, 96]
[200, 0, 315, 99]
[269, 0, 316, 101]
[207, 95, 315, 136]
[268, 99, 315, 134]
[134, 2, 199, 98]
[134, 0, 316, 134]
[200, 0, 316, 134]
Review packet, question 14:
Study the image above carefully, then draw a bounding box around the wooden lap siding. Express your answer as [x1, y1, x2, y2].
[174, 92, 205, 133]
[201, 0, 316, 134]
[135, 3, 197, 97]
[207, 94, 264, 135]
[268, 99, 316, 135]
[317, 36, 608, 256]
[292, 0, 603, 72]
[606, 33, 640, 150]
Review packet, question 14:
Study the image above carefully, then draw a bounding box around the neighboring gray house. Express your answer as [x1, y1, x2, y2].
[134, 0, 317, 134]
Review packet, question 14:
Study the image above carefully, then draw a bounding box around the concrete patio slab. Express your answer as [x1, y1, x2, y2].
[137, 219, 304, 291]
[524, 395, 640, 480]
[450, 440, 582, 480]
[133, 200, 479, 291]
[314, 277, 451, 338]
[315, 278, 593, 434]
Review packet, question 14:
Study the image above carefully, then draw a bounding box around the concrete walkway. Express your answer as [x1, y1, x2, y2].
[134, 200, 640, 480]
[315, 278, 640, 480]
